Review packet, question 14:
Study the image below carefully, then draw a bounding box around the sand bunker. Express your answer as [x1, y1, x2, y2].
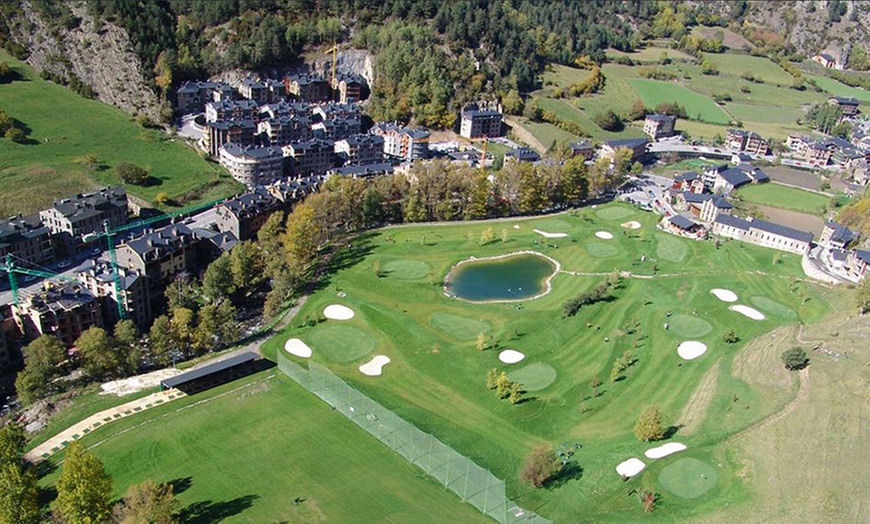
[284, 338, 313, 358]
[513, 224, 520, 230]
[616, 458, 646, 477]
[645, 442, 687, 459]
[729, 305, 765, 320]
[595, 231, 614, 240]
[498, 349, 525, 364]
[533, 229, 568, 239]
[359, 355, 391, 376]
[710, 288, 738, 302]
[323, 304, 355, 320]
[621, 221, 642, 230]
[677, 341, 708, 360]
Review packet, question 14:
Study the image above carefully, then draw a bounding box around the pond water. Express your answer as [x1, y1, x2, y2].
[444, 253, 557, 302]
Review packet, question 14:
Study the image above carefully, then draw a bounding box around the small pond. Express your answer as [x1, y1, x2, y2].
[444, 252, 557, 302]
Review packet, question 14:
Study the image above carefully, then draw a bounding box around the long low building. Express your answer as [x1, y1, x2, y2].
[712, 214, 813, 255]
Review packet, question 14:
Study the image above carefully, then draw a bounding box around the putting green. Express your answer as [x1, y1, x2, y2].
[750, 296, 797, 319]
[430, 312, 490, 341]
[508, 363, 557, 391]
[658, 457, 719, 499]
[668, 314, 713, 338]
[532, 218, 572, 232]
[383, 259, 431, 280]
[308, 325, 376, 363]
[595, 207, 634, 220]
[585, 242, 619, 258]
[656, 234, 688, 262]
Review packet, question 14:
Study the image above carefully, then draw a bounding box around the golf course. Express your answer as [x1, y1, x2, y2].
[35, 202, 857, 522]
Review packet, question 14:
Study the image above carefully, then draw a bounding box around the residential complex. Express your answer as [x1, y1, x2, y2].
[370, 122, 430, 161]
[459, 103, 503, 139]
[214, 188, 281, 241]
[218, 143, 285, 186]
[0, 215, 53, 266]
[643, 114, 676, 140]
[725, 129, 770, 156]
[13, 282, 103, 347]
[39, 188, 128, 256]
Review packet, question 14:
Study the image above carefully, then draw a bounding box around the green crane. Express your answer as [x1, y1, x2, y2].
[1, 254, 79, 306]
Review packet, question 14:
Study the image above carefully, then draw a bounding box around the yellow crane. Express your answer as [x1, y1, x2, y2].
[325, 41, 339, 84]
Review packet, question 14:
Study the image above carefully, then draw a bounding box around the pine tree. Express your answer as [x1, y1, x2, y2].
[496, 372, 512, 399]
[485, 368, 499, 390]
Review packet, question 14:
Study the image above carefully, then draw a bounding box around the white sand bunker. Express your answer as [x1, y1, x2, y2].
[616, 458, 646, 477]
[513, 224, 520, 229]
[621, 221, 642, 230]
[359, 355, 391, 376]
[595, 231, 614, 240]
[284, 338, 312, 358]
[323, 304, 355, 320]
[533, 229, 568, 238]
[729, 305, 765, 320]
[677, 341, 707, 360]
[710, 288, 738, 302]
[645, 442, 687, 459]
[498, 349, 525, 364]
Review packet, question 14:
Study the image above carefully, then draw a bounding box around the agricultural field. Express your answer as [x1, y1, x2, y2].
[701, 53, 793, 85]
[735, 183, 831, 215]
[0, 51, 242, 215]
[628, 79, 731, 124]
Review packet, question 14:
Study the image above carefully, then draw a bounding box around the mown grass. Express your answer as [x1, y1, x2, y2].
[736, 183, 830, 215]
[606, 46, 695, 63]
[629, 78, 732, 124]
[806, 74, 870, 103]
[0, 51, 242, 215]
[701, 53, 794, 86]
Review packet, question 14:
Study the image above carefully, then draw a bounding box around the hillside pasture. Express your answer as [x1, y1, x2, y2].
[702, 53, 794, 85]
[628, 78, 731, 124]
[542, 64, 592, 90]
[806, 74, 870, 103]
[736, 183, 830, 215]
[606, 46, 695, 63]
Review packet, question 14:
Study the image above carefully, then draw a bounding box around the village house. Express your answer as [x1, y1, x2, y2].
[504, 148, 541, 163]
[671, 172, 705, 194]
[13, 281, 103, 347]
[569, 140, 595, 160]
[725, 129, 770, 155]
[218, 143, 285, 186]
[370, 122, 430, 161]
[819, 222, 859, 250]
[39, 187, 128, 256]
[705, 163, 768, 194]
[0, 214, 54, 267]
[812, 52, 839, 69]
[214, 188, 281, 241]
[712, 215, 813, 255]
[829, 96, 860, 118]
[643, 114, 677, 140]
[334, 135, 385, 165]
[660, 215, 706, 239]
[845, 249, 870, 281]
[600, 137, 649, 162]
[459, 103, 503, 139]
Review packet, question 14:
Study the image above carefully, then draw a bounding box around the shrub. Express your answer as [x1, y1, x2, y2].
[593, 109, 623, 131]
[634, 405, 665, 441]
[4, 127, 25, 143]
[723, 329, 739, 344]
[116, 162, 150, 185]
[519, 446, 562, 487]
[781, 347, 809, 370]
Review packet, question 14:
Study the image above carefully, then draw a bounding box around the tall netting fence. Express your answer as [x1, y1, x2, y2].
[278, 353, 550, 524]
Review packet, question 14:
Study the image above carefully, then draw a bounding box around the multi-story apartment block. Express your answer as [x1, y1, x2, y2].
[39, 187, 128, 256]
[203, 120, 257, 156]
[313, 102, 361, 122]
[829, 96, 860, 117]
[725, 129, 769, 155]
[266, 177, 318, 208]
[218, 143, 285, 186]
[334, 135, 385, 165]
[13, 282, 103, 347]
[331, 74, 365, 103]
[0, 214, 54, 267]
[214, 188, 281, 241]
[205, 99, 260, 124]
[283, 139, 336, 177]
[258, 101, 310, 121]
[460, 104, 503, 139]
[285, 74, 331, 102]
[76, 260, 151, 330]
[643, 114, 677, 140]
[258, 116, 313, 146]
[370, 122, 430, 161]
[175, 81, 235, 113]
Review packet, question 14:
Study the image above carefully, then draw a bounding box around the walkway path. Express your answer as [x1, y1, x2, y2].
[25, 389, 187, 462]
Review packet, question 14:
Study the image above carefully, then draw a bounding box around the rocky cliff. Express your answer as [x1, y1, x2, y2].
[9, 1, 161, 119]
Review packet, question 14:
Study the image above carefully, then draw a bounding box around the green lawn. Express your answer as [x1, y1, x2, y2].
[40, 372, 492, 523]
[534, 97, 646, 141]
[701, 53, 794, 85]
[806, 74, 870, 103]
[0, 51, 242, 215]
[628, 78, 732, 124]
[735, 183, 830, 215]
[606, 46, 695, 64]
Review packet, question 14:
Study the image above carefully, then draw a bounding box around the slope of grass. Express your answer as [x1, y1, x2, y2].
[628, 78, 732, 124]
[702, 53, 793, 85]
[736, 183, 830, 215]
[806, 74, 870, 103]
[542, 64, 592, 90]
[0, 51, 242, 215]
[606, 46, 695, 63]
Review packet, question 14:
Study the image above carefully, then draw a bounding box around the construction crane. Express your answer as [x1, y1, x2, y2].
[325, 41, 339, 84]
[0, 254, 79, 307]
[82, 197, 227, 320]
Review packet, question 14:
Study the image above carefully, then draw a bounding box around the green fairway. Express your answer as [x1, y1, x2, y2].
[807, 74, 870, 103]
[658, 457, 720, 499]
[628, 79, 731, 124]
[307, 325, 375, 363]
[40, 373, 492, 523]
[735, 183, 829, 214]
[507, 362, 558, 391]
[701, 53, 793, 85]
[0, 51, 241, 215]
[668, 314, 713, 338]
[656, 234, 689, 262]
[585, 241, 619, 258]
[430, 312, 490, 341]
[595, 206, 635, 220]
[750, 296, 798, 319]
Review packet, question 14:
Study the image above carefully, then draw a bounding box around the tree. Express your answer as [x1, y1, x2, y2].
[229, 241, 265, 293]
[495, 372, 512, 399]
[831, 121, 851, 140]
[519, 446, 562, 487]
[485, 368, 499, 390]
[116, 163, 151, 185]
[627, 99, 647, 121]
[502, 89, 524, 115]
[0, 462, 40, 524]
[476, 332, 488, 351]
[0, 62, 10, 80]
[723, 329, 739, 344]
[284, 200, 324, 263]
[508, 382, 523, 404]
[113, 319, 141, 375]
[858, 277, 870, 314]
[0, 110, 12, 135]
[590, 376, 602, 398]
[634, 405, 665, 441]
[781, 347, 809, 370]
[202, 254, 236, 303]
[165, 275, 200, 312]
[593, 109, 623, 131]
[113, 480, 178, 524]
[0, 424, 25, 467]
[148, 315, 173, 366]
[700, 59, 719, 75]
[15, 335, 68, 404]
[4, 127, 25, 143]
[170, 307, 195, 357]
[55, 442, 113, 524]
[77, 327, 122, 380]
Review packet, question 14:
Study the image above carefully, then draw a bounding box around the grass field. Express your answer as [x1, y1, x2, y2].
[628, 79, 731, 124]
[38, 202, 854, 522]
[606, 46, 695, 64]
[542, 64, 592, 89]
[735, 183, 830, 215]
[806, 74, 870, 103]
[39, 372, 492, 523]
[0, 51, 242, 215]
[701, 53, 793, 86]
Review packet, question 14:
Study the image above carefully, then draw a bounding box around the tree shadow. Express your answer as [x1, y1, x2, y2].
[34, 459, 57, 479]
[9, 118, 38, 145]
[178, 494, 259, 523]
[0, 68, 24, 83]
[38, 485, 57, 507]
[545, 461, 583, 489]
[312, 233, 377, 291]
[167, 476, 193, 495]
[663, 424, 683, 439]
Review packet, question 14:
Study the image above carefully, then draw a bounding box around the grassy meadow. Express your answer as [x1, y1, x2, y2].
[735, 183, 831, 215]
[0, 51, 242, 215]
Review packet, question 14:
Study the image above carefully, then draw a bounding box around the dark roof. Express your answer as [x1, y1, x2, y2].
[669, 215, 697, 229]
[750, 218, 813, 243]
[338, 134, 384, 147]
[505, 148, 541, 162]
[854, 249, 870, 264]
[819, 53, 835, 61]
[332, 162, 395, 177]
[122, 223, 196, 259]
[711, 196, 732, 209]
[718, 168, 752, 187]
[680, 191, 711, 204]
[221, 143, 283, 159]
[161, 352, 258, 389]
[830, 248, 849, 262]
[603, 137, 648, 149]
[675, 172, 699, 182]
[825, 222, 858, 245]
[715, 214, 750, 231]
[831, 96, 860, 106]
[645, 113, 676, 123]
[219, 187, 279, 219]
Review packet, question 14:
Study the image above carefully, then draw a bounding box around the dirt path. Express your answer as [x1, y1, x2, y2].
[727, 366, 810, 442]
